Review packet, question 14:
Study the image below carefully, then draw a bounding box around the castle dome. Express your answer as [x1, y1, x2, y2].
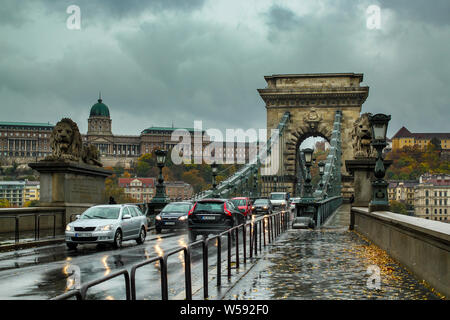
[90, 97, 110, 117]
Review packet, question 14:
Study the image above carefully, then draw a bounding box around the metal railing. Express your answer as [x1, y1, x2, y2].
[52, 209, 293, 300]
[0, 210, 65, 244]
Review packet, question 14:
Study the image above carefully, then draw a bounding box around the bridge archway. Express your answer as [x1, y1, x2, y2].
[258, 73, 369, 197]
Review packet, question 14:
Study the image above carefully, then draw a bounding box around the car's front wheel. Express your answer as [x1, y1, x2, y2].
[112, 230, 122, 249]
[136, 227, 146, 244]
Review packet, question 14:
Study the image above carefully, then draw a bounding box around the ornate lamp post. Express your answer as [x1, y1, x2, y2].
[153, 149, 168, 203]
[253, 168, 258, 199]
[294, 147, 316, 226]
[318, 161, 325, 191]
[368, 113, 391, 212]
[211, 161, 218, 198]
[302, 148, 314, 199]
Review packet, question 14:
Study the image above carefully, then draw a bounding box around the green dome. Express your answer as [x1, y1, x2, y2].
[90, 98, 110, 117]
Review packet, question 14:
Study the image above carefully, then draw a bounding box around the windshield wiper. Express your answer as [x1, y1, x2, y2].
[92, 215, 108, 219]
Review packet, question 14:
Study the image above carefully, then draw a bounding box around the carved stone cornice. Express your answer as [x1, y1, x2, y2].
[258, 86, 369, 108]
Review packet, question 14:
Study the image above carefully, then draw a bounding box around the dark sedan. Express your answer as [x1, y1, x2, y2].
[155, 202, 193, 233]
[251, 198, 273, 215]
[187, 198, 245, 242]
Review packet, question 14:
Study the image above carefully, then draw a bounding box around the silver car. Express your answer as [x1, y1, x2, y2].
[65, 204, 147, 250]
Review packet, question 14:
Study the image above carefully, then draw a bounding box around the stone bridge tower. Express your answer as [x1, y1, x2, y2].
[258, 73, 369, 198]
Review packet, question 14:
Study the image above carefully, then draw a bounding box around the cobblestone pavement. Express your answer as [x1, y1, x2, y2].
[222, 204, 442, 300]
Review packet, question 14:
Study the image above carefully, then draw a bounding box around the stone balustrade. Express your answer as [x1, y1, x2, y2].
[351, 207, 450, 298]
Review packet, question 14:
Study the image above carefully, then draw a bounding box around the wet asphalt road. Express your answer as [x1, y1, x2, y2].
[222, 204, 442, 300]
[0, 229, 211, 300]
[0, 206, 442, 300]
[0, 215, 267, 300]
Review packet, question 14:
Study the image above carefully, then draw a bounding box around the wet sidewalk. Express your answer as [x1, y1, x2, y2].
[221, 204, 442, 300]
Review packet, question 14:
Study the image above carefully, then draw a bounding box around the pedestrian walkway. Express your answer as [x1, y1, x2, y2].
[221, 204, 442, 300]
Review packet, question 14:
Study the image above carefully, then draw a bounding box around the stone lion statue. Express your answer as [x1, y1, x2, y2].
[45, 118, 102, 167]
[81, 144, 103, 167]
[45, 118, 82, 162]
[352, 113, 376, 158]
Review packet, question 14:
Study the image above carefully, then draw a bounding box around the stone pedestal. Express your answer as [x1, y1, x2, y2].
[29, 161, 112, 222]
[345, 159, 392, 207]
[341, 174, 354, 202]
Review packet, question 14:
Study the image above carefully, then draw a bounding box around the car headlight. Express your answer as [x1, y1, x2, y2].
[155, 215, 162, 221]
[97, 224, 112, 231]
[178, 215, 188, 221]
[65, 225, 72, 231]
[263, 206, 268, 210]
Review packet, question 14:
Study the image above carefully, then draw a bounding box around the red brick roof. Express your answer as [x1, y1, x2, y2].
[118, 178, 155, 188]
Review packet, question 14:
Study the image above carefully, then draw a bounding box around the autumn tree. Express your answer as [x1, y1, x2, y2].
[181, 169, 207, 193]
[386, 143, 449, 180]
[0, 199, 11, 208]
[103, 177, 135, 203]
[389, 200, 408, 215]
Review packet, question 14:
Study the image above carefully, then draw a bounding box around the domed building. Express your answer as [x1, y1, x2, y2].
[83, 94, 211, 168]
[87, 95, 112, 136]
[84, 95, 140, 164]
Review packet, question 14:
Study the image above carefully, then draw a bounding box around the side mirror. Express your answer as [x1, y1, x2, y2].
[75, 215, 81, 220]
[122, 214, 132, 220]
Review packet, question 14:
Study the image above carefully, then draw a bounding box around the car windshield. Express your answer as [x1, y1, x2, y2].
[231, 199, 247, 206]
[270, 194, 285, 200]
[254, 199, 269, 205]
[162, 203, 191, 214]
[80, 207, 120, 220]
[194, 201, 224, 213]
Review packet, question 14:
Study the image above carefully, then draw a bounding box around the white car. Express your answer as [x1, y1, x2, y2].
[65, 204, 148, 250]
[269, 192, 290, 210]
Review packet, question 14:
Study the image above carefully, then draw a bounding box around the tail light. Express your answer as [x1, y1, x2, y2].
[188, 203, 197, 216]
[224, 203, 232, 216]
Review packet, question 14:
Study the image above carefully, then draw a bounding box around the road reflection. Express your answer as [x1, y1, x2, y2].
[101, 255, 110, 276]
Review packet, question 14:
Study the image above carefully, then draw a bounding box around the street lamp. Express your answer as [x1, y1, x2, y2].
[303, 148, 313, 164]
[368, 113, 391, 212]
[211, 161, 219, 198]
[302, 148, 314, 198]
[155, 149, 167, 167]
[153, 149, 168, 203]
[253, 168, 258, 199]
[318, 161, 325, 191]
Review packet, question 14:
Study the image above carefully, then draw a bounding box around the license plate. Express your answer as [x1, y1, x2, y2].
[201, 216, 216, 220]
[75, 233, 92, 237]
[165, 222, 175, 225]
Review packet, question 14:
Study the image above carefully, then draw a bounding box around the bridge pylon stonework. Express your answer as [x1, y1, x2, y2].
[258, 73, 369, 198]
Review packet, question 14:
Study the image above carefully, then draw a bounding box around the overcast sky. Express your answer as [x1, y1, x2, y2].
[1, 0, 449, 140]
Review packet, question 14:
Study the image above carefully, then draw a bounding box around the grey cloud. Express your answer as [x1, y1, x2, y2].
[0, 0, 448, 139]
[0, 0, 34, 27]
[38, 0, 206, 21]
[378, 0, 450, 26]
[264, 5, 301, 31]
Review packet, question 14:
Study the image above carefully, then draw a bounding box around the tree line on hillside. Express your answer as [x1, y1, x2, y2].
[385, 140, 449, 181]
